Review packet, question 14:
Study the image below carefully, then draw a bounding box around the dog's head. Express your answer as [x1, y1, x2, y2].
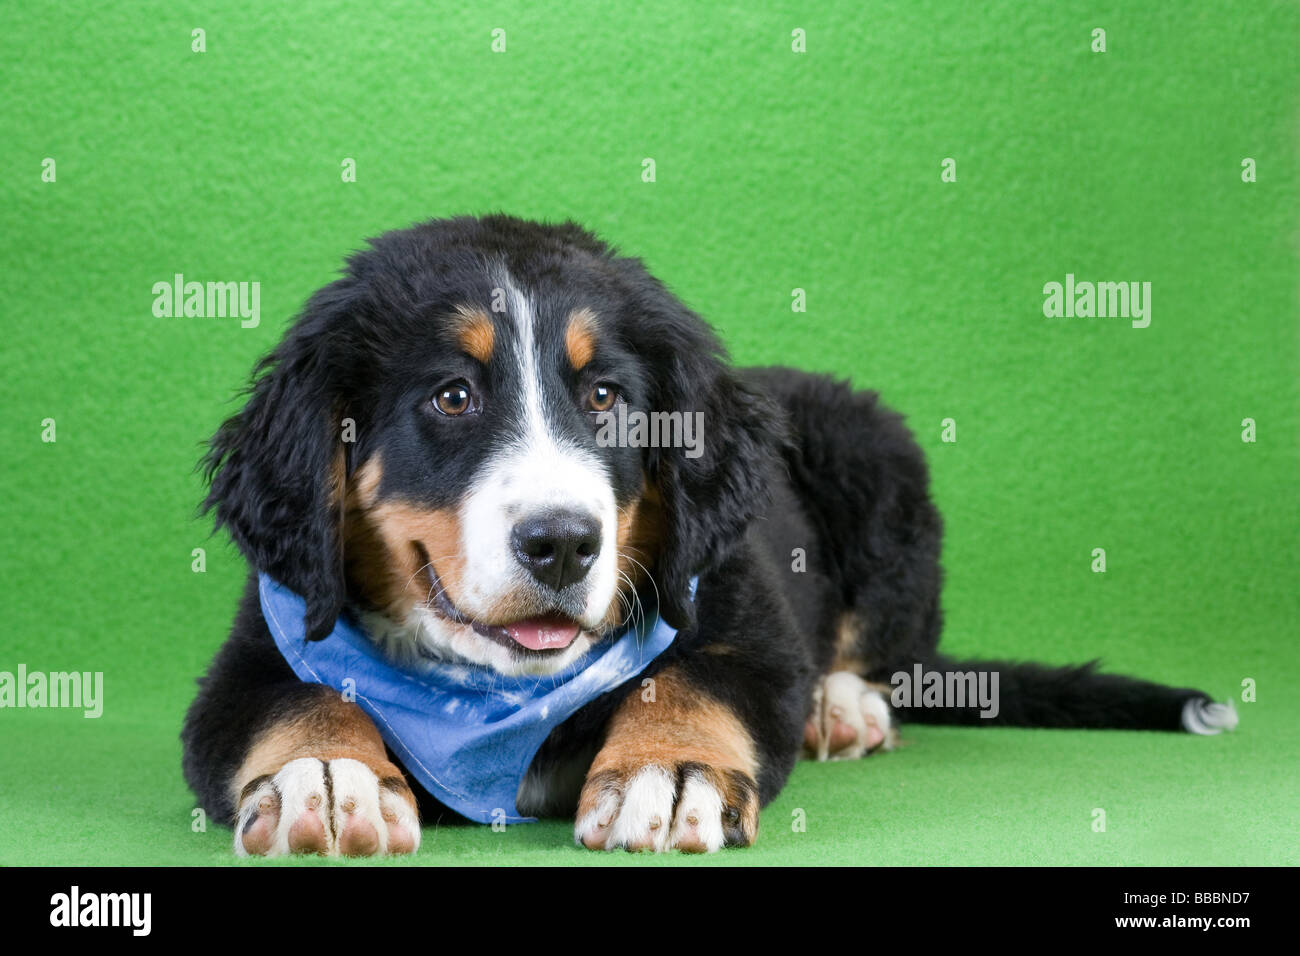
[203, 215, 780, 675]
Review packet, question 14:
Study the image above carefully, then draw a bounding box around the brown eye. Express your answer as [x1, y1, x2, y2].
[434, 382, 474, 416]
[587, 383, 618, 413]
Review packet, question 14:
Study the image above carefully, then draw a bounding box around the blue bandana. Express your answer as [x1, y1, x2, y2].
[258, 573, 685, 824]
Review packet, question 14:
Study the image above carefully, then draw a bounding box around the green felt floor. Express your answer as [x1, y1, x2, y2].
[4, 707, 1295, 866]
[1, 0, 1298, 865]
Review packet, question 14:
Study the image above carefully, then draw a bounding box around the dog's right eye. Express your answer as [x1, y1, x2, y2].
[432, 382, 476, 416]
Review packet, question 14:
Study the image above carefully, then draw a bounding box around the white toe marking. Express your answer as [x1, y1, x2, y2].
[860, 689, 895, 751]
[670, 773, 725, 852]
[574, 788, 622, 850]
[607, 766, 675, 852]
[269, 756, 330, 854]
[329, 757, 388, 852]
[378, 785, 422, 853]
[233, 776, 281, 858]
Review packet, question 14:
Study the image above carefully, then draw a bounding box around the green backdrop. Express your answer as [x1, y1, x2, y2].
[2, 0, 1296, 866]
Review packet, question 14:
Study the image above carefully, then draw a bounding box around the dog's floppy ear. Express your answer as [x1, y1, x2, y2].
[201, 280, 358, 641]
[635, 288, 788, 632]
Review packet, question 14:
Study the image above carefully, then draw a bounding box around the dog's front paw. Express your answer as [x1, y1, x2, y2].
[235, 757, 420, 857]
[575, 761, 759, 853]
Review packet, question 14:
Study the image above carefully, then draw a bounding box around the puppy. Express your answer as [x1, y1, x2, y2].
[181, 215, 1235, 856]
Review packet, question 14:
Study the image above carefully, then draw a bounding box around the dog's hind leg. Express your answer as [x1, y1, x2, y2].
[803, 671, 898, 761]
[802, 613, 899, 761]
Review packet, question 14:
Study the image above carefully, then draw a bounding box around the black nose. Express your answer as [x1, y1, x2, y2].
[511, 511, 602, 591]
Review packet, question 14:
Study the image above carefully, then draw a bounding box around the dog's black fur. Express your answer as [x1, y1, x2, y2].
[182, 215, 1225, 849]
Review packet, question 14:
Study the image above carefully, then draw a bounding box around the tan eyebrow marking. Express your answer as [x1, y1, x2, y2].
[565, 307, 598, 370]
[452, 305, 496, 363]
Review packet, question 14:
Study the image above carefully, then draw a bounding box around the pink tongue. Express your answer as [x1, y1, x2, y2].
[504, 616, 581, 651]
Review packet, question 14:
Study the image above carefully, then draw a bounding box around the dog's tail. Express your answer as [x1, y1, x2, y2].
[888, 654, 1238, 734]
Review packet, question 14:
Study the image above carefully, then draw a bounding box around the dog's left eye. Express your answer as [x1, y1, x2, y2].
[432, 381, 476, 416]
[586, 383, 619, 413]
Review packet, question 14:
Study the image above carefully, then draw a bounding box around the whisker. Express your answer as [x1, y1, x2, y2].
[615, 554, 661, 639]
[618, 552, 662, 622]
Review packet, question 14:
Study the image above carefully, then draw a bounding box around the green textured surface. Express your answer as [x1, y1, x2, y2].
[1, 0, 1297, 865]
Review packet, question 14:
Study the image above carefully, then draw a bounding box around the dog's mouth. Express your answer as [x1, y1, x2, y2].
[422, 558, 584, 655]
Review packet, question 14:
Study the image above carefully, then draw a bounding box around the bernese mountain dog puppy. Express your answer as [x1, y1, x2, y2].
[181, 214, 1236, 856]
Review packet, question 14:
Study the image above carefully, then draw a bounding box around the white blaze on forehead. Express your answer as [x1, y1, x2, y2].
[502, 275, 549, 445]
[455, 269, 619, 626]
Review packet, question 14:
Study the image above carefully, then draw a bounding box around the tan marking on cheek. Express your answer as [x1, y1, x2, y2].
[453, 305, 496, 363]
[343, 457, 465, 617]
[374, 504, 464, 611]
[564, 307, 598, 370]
[232, 691, 416, 815]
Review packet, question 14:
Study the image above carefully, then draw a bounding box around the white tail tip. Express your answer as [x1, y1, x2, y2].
[1181, 698, 1239, 735]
